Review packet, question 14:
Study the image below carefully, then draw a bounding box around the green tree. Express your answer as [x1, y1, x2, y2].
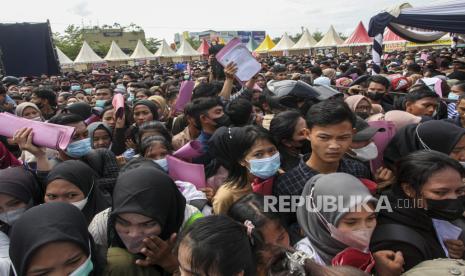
[339, 32, 348, 41]
[144, 38, 162, 53]
[185, 37, 201, 50]
[272, 37, 280, 44]
[53, 24, 83, 60]
[312, 31, 323, 42]
[291, 33, 302, 42]
[89, 42, 110, 57]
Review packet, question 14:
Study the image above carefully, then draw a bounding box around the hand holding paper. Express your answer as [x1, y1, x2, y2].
[166, 155, 206, 189]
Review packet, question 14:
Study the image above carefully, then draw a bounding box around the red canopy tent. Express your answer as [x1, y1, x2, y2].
[197, 38, 210, 56]
[383, 28, 407, 43]
[343, 21, 373, 46]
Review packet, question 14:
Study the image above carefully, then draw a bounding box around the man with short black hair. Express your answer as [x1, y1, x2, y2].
[31, 88, 57, 120]
[274, 99, 371, 197]
[366, 75, 393, 112]
[404, 87, 439, 117]
[190, 97, 230, 152]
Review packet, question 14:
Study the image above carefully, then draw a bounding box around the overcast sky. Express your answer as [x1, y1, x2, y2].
[0, 0, 450, 42]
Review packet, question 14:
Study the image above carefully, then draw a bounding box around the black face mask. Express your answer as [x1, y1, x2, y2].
[426, 196, 465, 221]
[366, 92, 384, 102]
[60, 85, 70, 92]
[213, 114, 230, 128]
[356, 112, 370, 120]
[299, 139, 312, 155]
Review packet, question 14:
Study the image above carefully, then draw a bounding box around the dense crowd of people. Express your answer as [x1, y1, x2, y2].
[1, 45, 465, 275]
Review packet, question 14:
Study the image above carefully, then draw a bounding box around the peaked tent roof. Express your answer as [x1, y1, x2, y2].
[384, 28, 407, 44]
[154, 39, 177, 57]
[270, 33, 295, 52]
[197, 39, 210, 56]
[56, 48, 73, 65]
[246, 36, 259, 51]
[255, 35, 276, 53]
[104, 41, 130, 61]
[314, 25, 344, 48]
[130, 40, 155, 59]
[74, 41, 104, 64]
[341, 21, 373, 46]
[176, 37, 201, 57]
[292, 29, 317, 50]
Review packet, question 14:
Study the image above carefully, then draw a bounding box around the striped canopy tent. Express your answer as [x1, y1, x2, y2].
[368, 1, 465, 73]
[255, 35, 276, 54]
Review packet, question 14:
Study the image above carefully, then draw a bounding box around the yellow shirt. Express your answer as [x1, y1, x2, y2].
[212, 183, 252, 215]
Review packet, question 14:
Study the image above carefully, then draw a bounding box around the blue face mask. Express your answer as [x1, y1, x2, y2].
[153, 158, 168, 172]
[248, 152, 280, 179]
[95, 100, 106, 108]
[71, 85, 81, 91]
[69, 254, 93, 276]
[449, 93, 460, 100]
[66, 138, 92, 158]
[84, 88, 93, 95]
[116, 84, 126, 90]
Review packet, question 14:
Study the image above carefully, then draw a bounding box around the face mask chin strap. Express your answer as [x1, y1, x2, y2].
[415, 123, 431, 151]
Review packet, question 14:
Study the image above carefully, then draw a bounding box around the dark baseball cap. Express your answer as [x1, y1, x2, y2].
[353, 116, 385, 142]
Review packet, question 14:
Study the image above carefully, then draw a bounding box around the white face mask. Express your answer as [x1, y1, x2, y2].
[69, 251, 94, 276]
[71, 197, 88, 211]
[0, 207, 27, 225]
[153, 158, 168, 172]
[71, 185, 92, 211]
[350, 142, 378, 162]
[30, 116, 43, 122]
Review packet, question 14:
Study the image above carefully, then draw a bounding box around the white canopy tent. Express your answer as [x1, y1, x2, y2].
[74, 41, 104, 64]
[291, 29, 317, 50]
[270, 33, 295, 53]
[154, 39, 177, 58]
[104, 41, 130, 61]
[174, 37, 201, 61]
[56, 47, 73, 68]
[130, 40, 155, 60]
[314, 25, 344, 48]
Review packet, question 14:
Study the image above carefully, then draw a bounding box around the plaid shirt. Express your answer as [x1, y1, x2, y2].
[273, 157, 372, 197]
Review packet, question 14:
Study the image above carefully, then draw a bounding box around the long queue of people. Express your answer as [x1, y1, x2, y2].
[0, 46, 465, 275]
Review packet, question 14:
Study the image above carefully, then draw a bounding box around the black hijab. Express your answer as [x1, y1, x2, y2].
[384, 120, 465, 168]
[46, 160, 110, 224]
[0, 167, 41, 233]
[9, 202, 102, 276]
[133, 100, 159, 121]
[109, 166, 186, 248]
[0, 166, 41, 206]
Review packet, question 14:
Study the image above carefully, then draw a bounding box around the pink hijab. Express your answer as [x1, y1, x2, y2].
[344, 95, 371, 112]
[367, 110, 421, 131]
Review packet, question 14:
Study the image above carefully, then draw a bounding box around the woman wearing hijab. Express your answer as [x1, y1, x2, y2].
[89, 166, 201, 275]
[15, 102, 42, 121]
[88, 122, 113, 149]
[367, 110, 422, 131]
[344, 95, 378, 119]
[113, 100, 159, 161]
[0, 167, 42, 276]
[44, 160, 110, 224]
[384, 120, 465, 168]
[296, 173, 403, 275]
[9, 202, 104, 276]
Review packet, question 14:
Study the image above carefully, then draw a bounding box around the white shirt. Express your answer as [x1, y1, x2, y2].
[294, 237, 326, 265]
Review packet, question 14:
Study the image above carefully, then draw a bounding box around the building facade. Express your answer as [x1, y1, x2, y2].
[82, 27, 145, 52]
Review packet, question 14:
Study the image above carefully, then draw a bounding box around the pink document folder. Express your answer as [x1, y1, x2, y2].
[0, 113, 75, 150]
[112, 93, 125, 118]
[167, 155, 206, 189]
[172, 140, 203, 161]
[174, 81, 195, 112]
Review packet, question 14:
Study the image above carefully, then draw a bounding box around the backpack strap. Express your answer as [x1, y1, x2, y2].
[371, 224, 429, 258]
